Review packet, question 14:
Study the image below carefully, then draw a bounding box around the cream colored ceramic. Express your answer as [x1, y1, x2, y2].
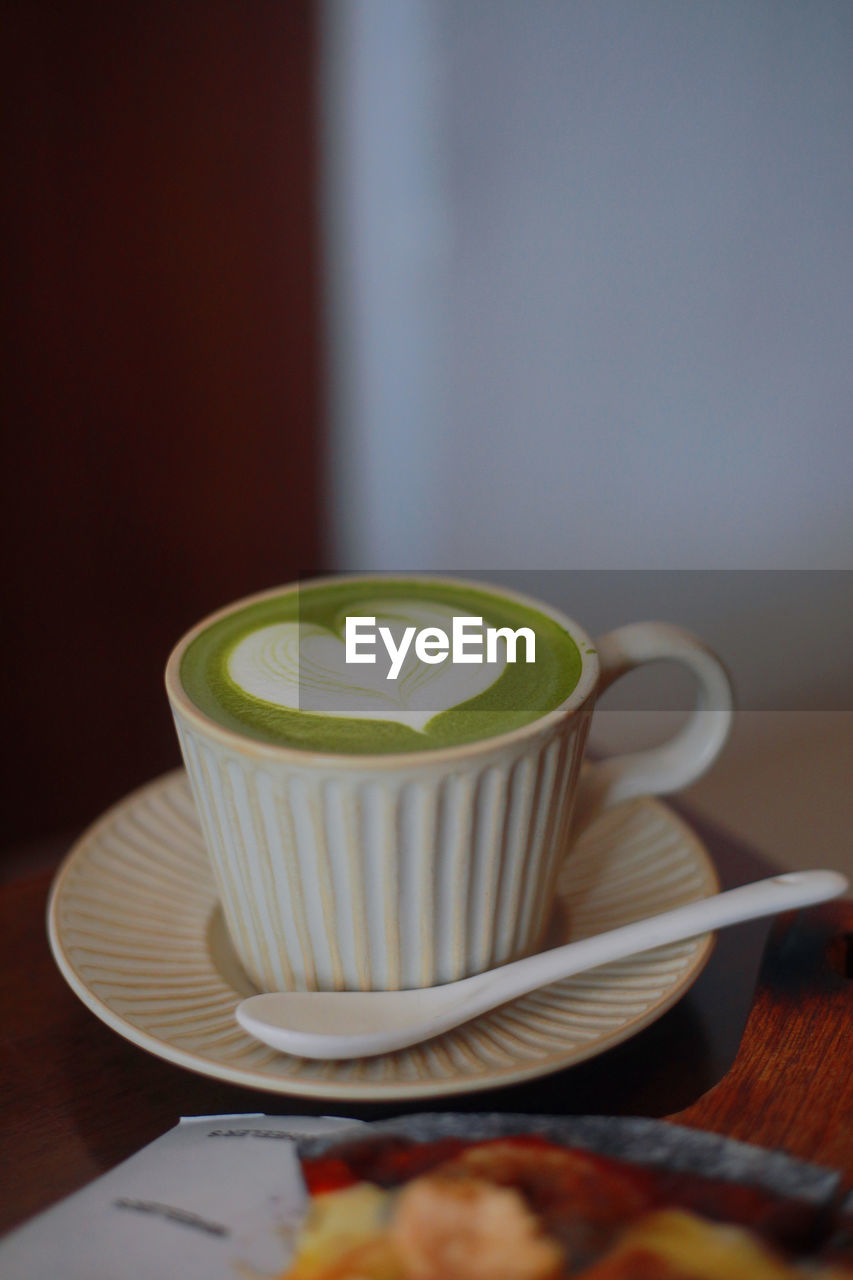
[165, 577, 733, 992]
[237, 871, 846, 1059]
[48, 770, 719, 1102]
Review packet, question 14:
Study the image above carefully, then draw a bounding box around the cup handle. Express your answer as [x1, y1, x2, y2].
[572, 621, 733, 837]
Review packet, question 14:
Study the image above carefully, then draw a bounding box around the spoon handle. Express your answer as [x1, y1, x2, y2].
[461, 871, 848, 1014]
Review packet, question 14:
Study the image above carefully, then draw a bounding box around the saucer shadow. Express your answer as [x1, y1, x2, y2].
[205, 904, 258, 998]
[542, 893, 573, 950]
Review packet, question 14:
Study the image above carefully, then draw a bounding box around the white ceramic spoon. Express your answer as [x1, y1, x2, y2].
[236, 870, 847, 1060]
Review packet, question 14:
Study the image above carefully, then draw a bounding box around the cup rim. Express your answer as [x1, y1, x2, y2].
[164, 573, 601, 768]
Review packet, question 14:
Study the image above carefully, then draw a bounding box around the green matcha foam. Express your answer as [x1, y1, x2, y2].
[180, 578, 582, 754]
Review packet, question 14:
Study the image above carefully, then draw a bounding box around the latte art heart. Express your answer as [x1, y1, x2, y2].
[227, 601, 507, 732]
[181, 578, 582, 753]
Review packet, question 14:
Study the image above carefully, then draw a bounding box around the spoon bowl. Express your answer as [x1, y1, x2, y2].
[236, 871, 847, 1060]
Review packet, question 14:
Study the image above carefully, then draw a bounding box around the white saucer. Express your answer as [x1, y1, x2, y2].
[48, 770, 718, 1102]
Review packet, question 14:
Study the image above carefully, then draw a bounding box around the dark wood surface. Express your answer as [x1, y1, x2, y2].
[673, 896, 853, 1172]
[1, 807, 851, 1237]
[1, 1, 325, 849]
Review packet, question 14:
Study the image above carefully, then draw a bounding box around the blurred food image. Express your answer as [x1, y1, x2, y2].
[283, 1131, 853, 1279]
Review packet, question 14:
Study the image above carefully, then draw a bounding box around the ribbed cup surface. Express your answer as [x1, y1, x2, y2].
[172, 712, 589, 992]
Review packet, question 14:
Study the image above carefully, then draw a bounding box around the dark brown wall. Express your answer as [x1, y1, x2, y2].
[2, 2, 325, 850]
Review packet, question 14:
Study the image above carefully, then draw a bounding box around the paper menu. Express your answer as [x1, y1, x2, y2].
[0, 1113, 364, 1280]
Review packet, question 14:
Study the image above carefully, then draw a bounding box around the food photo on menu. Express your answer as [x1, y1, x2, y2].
[2, 3, 852, 1279]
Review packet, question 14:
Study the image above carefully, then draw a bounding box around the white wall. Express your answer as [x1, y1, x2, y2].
[321, 0, 450, 569]
[322, 0, 853, 572]
[319, 2, 853, 878]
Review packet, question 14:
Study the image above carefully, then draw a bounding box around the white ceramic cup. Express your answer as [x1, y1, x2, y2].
[165, 578, 732, 993]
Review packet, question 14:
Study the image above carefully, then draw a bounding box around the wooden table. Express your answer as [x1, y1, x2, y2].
[2, 806, 851, 1237]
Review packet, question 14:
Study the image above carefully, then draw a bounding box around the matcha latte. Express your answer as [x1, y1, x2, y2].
[179, 578, 584, 754]
[168, 579, 730, 991]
